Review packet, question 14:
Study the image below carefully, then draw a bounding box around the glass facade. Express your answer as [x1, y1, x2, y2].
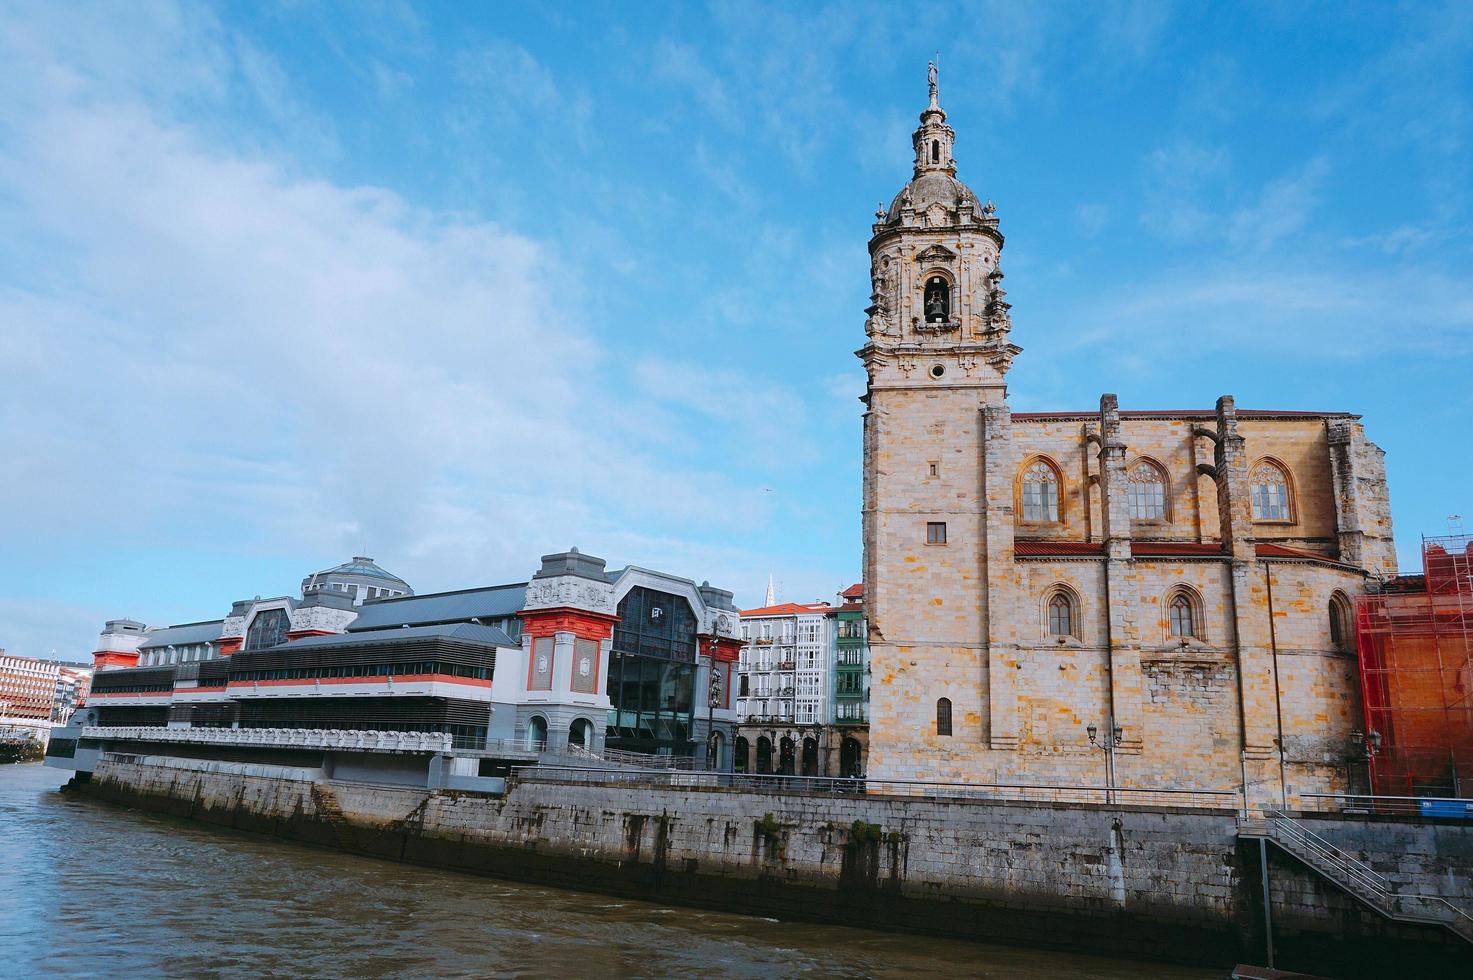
[244, 609, 290, 651]
[605, 652, 695, 754]
[606, 586, 699, 755]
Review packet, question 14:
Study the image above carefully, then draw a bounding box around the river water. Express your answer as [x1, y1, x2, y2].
[0, 764, 1219, 978]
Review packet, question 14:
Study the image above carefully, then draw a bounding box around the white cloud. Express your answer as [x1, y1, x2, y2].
[0, 2, 800, 655]
[1228, 157, 1329, 250]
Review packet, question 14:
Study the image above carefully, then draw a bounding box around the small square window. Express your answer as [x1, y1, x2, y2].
[926, 521, 947, 545]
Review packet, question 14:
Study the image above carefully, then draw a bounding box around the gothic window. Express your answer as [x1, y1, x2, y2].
[936, 697, 952, 736]
[1045, 589, 1076, 638]
[923, 276, 950, 323]
[1021, 460, 1061, 522]
[1126, 460, 1168, 521]
[1166, 589, 1201, 640]
[244, 609, 289, 651]
[1329, 592, 1354, 652]
[1250, 460, 1293, 522]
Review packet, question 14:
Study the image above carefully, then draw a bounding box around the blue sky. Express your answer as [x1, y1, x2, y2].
[2, 1, 1471, 660]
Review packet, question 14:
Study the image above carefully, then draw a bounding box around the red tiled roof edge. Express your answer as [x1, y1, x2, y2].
[1011, 410, 1357, 421]
[739, 602, 832, 617]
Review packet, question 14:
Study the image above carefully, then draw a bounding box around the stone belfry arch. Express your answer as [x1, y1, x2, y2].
[859, 65, 1022, 780]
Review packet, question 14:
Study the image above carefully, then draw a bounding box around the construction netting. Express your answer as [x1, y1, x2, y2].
[1356, 534, 1473, 797]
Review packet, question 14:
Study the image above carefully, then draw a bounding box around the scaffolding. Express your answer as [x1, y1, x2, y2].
[1356, 535, 1473, 797]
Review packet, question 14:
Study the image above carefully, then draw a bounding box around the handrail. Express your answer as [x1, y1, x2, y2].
[1300, 792, 1473, 817]
[513, 764, 1239, 807]
[1262, 809, 1473, 935]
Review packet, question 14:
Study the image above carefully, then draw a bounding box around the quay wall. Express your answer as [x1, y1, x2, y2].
[76, 760, 1472, 976]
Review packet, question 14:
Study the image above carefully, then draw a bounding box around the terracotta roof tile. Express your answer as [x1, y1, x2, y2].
[739, 602, 831, 617]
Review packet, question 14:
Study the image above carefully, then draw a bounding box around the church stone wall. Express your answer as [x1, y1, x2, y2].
[859, 77, 1394, 809]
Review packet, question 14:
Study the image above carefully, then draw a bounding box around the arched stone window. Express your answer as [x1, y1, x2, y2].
[733, 735, 750, 773]
[1166, 588, 1202, 640]
[923, 275, 950, 322]
[1020, 458, 1061, 522]
[1329, 591, 1354, 652]
[1250, 460, 1294, 522]
[1126, 459, 1168, 521]
[936, 697, 953, 736]
[1045, 587, 1078, 638]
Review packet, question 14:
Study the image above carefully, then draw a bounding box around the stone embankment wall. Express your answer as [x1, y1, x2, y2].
[76, 760, 1471, 976]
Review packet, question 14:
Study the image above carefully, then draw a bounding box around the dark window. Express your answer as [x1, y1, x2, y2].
[936, 697, 952, 736]
[926, 522, 947, 545]
[244, 609, 290, 651]
[924, 276, 950, 323]
[931, 139, 939, 163]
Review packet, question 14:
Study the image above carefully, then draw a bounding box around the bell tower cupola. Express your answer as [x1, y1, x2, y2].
[860, 62, 1020, 374]
[913, 62, 957, 177]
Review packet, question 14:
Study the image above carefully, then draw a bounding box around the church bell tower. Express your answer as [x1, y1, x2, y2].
[859, 64, 1022, 779]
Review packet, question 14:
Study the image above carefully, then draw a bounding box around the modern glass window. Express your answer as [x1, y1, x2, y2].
[1126, 462, 1167, 520]
[1251, 462, 1292, 521]
[613, 587, 698, 662]
[936, 697, 952, 736]
[1047, 593, 1073, 637]
[926, 521, 947, 545]
[244, 609, 290, 651]
[1022, 461, 1060, 521]
[604, 650, 695, 755]
[1168, 594, 1197, 639]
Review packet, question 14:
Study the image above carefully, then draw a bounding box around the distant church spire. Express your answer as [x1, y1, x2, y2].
[765, 574, 776, 607]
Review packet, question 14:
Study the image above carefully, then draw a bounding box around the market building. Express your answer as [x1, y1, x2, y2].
[59, 548, 740, 779]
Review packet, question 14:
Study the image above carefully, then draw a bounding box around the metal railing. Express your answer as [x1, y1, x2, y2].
[1299, 792, 1473, 818]
[449, 737, 700, 770]
[1254, 808, 1473, 941]
[80, 725, 451, 753]
[511, 764, 1239, 808]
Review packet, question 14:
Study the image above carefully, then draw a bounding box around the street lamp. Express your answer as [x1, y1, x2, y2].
[1087, 723, 1123, 804]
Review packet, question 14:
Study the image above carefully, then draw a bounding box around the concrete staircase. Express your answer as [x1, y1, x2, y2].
[1240, 809, 1473, 945]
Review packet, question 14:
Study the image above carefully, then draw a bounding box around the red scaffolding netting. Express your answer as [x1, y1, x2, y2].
[1356, 534, 1473, 797]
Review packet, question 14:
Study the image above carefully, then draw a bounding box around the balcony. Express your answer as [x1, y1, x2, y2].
[835, 689, 865, 701]
[777, 660, 796, 671]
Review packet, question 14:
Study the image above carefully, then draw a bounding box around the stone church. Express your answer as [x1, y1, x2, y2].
[859, 69, 1395, 809]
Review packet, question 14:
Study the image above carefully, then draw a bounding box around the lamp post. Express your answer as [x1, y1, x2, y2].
[1351, 727, 1382, 795]
[1087, 722, 1123, 804]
